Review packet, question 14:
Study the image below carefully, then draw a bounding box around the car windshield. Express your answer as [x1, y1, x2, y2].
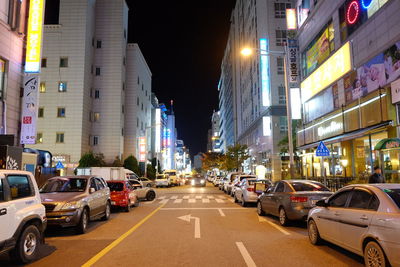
[290, 182, 330, 192]
[40, 178, 87, 193]
[107, 182, 124, 191]
[382, 188, 400, 208]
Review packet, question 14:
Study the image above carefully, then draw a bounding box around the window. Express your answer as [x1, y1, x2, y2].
[95, 178, 105, 190]
[141, 103, 143, 111]
[137, 97, 139, 106]
[96, 40, 102, 48]
[274, 3, 291, 18]
[7, 175, 32, 199]
[41, 58, 47, 68]
[137, 118, 139, 127]
[56, 133, 65, 143]
[57, 107, 65, 118]
[279, 117, 288, 133]
[95, 67, 101, 76]
[6, 0, 23, 30]
[275, 182, 285, 192]
[142, 84, 144, 91]
[277, 58, 284, 75]
[0, 59, 6, 100]
[59, 57, 68, 67]
[122, 82, 125, 91]
[38, 107, 44, 118]
[123, 57, 126, 66]
[275, 30, 287, 46]
[122, 105, 124, 114]
[93, 136, 99, 146]
[94, 89, 100, 99]
[383, 188, 400, 209]
[39, 82, 46, 93]
[329, 191, 352, 207]
[90, 178, 98, 191]
[278, 85, 286, 104]
[137, 77, 140, 84]
[58, 82, 67, 92]
[94, 112, 100, 122]
[37, 133, 43, 144]
[121, 127, 124, 136]
[0, 179, 3, 201]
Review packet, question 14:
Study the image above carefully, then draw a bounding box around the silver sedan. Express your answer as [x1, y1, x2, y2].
[308, 184, 400, 267]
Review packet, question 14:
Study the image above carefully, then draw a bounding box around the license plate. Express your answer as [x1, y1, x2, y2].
[111, 201, 116, 205]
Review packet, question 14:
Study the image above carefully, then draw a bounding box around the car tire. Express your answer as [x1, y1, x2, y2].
[257, 201, 265, 216]
[76, 208, 89, 234]
[10, 224, 41, 264]
[364, 241, 389, 267]
[308, 219, 322, 245]
[101, 202, 111, 221]
[146, 190, 156, 201]
[125, 201, 131, 212]
[279, 207, 289, 226]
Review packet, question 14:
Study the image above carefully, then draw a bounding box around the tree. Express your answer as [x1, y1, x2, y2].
[123, 155, 140, 175]
[223, 144, 250, 171]
[146, 164, 156, 180]
[111, 156, 123, 167]
[78, 152, 106, 167]
[201, 152, 224, 172]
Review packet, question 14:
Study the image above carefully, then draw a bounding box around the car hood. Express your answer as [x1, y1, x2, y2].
[41, 192, 87, 203]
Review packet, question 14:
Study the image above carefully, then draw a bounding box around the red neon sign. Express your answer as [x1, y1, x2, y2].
[346, 0, 360, 25]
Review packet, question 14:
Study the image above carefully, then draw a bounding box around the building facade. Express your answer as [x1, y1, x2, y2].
[296, 0, 400, 182]
[211, 111, 221, 152]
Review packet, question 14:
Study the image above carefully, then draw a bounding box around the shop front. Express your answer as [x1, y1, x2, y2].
[374, 138, 400, 183]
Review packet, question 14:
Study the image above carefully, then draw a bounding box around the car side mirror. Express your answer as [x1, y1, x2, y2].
[316, 199, 329, 207]
[90, 188, 96, 194]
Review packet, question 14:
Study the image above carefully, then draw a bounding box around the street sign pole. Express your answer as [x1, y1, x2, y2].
[315, 141, 330, 186]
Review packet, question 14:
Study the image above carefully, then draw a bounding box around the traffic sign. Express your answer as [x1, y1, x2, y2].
[55, 161, 64, 169]
[315, 141, 330, 157]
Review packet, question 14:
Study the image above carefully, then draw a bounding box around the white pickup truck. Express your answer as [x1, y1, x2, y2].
[77, 167, 139, 181]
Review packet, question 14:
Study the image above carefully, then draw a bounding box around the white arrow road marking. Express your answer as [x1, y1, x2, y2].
[215, 199, 225, 203]
[236, 242, 257, 267]
[183, 195, 190, 199]
[170, 196, 178, 199]
[177, 214, 201, 239]
[188, 199, 196, 203]
[207, 195, 214, 199]
[218, 209, 225, 217]
[265, 220, 291, 236]
[173, 199, 183, 204]
[202, 198, 210, 203]
[258, 216, 267, 222]
[195, 195, 202, 199]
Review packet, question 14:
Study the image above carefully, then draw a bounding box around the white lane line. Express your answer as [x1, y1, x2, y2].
[218, 196, 226, 199]
[207, 195, 214, 199]
[183, 195, 190, 199]
[202, 198, 210, 203]
[258, 216, 268, 222]
[159, 199, 169, 204]
[218, 209, 226, 217]
[158, 196, 166, 200]
[265, 220, 291, 236]
[173, 199, 183, 204]
[236, 242, 257, 267]
[230, 199, 235, 203]
[215, 199, 225, 203]
[194, 217, 201, 239]
[195, 195, 202, 199]
[188, 199, 196, 203]
[170, 196, 178, 199]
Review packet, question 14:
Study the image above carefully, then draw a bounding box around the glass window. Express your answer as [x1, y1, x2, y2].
[382, 188, 400, 209]
[96, 40, 102, 48]
[37, 133, 43, 144]
[290, 181, 330, 192]
[95, 178, 105, 190]
[56, 133, 64, 143]
[93, 136, 99, 146]
[94, 112, 100, 122]
[7, 175, 32, 199]
[277, 58, 284, 75]
[90, 178, 97, 191]
[348, 190, 373, 209]
[59, 57, 68, 67]
[39, 82, 46, 93]
[107, 182, 123, 191]
[275, 182, 285, 192]
[369, 195, 380, 211]
[38, 107, 44, 118]
[95, 90, 100, 99]
[95, 67, 101, 76]
[329, 190, 351, 207]
[57, 107, 65, 118]
[275, 30, 287, 46]
[58, 82, 67, 92]
[40, 178, 88, 193]
[0, 179, 4, 201]
[0, 59, 6, 100]
[41, 58, 47, 68]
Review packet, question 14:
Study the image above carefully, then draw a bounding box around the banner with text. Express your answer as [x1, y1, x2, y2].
[20, 75, 40, 145]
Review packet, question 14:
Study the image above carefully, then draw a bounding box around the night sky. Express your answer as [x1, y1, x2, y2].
[126, 1, 236, 157]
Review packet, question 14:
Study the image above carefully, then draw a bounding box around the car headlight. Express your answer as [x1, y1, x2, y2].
[200, 180, 205, 184]
[191, 180, 195, 185]
[61, 201, 81, 210]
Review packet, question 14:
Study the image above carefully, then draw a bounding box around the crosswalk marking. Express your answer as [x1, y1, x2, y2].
[188, 199, 196, 203]
[183, 196, 190, 199]
[158, 196, 166, 200]
[159, 199, 169, 204]
[207, 196, 214, 199]
[174, 199, 183, 204]
[215, 199, 225, 203]
[171, 196, 178, 199]
[202, 198, 210, 203]
[195, 195, 202, 199]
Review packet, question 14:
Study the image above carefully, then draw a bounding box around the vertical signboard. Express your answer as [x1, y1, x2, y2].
[25, 0, 45, 73]
[288, 39, 299, 85]
[20, 75, 40, 144]
[263, 116, 271, 136]
[290, 88, 301, 119]
[138, 137, 147, 162]
[286, 9, 297, 30]
[260, 38, 270, 107]
[155, 108, 161, 153]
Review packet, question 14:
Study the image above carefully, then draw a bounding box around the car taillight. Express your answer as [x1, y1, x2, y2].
[290, 196, 308, 203]
[247, 188, 254, 192]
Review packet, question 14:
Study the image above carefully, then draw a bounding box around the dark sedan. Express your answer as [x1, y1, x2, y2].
[257, 180, 332, 226]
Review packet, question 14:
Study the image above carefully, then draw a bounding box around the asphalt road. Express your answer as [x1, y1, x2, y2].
[0, 183, 364, 267]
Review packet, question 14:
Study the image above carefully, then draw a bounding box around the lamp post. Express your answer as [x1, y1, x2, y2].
[240, 46, 295, 179]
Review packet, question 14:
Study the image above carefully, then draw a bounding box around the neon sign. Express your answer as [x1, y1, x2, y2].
[25, 0, 45, 73]
[260, 38, 270, 107]
[346, 0, 360, 25]
[361, 0, 373, 9]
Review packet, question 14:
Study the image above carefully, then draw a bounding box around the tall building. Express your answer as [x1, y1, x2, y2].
[296, 0, 400, 181]
[211, 111, 221, 152]
[0, 0, 28, 143]
[164, 102, 176, 170]
[193, 152, 204, 170]
[219, 0, 294, 180]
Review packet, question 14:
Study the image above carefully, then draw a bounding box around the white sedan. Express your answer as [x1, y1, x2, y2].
[308, 184, 400, 267]
[128, 179, 156, 201]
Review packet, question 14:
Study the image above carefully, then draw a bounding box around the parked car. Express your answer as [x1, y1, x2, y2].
[40, 176, 111, 234]
[308, 184, 400, 267]
[137, 177, 155, 188]
[164, 170, 178, 186]
[190, 175, 206, 187]
[213, 176, 222, 187]
[223, 172, 243, 194]
[234, 178, 272, 207]
[107, 180, 139, 212]
[231, 175, 257, 197]
[0, 170, 47, 263]
[155, 174, 170, 188]
[128, 179, 157, 201]
[257, 180, 332, 226]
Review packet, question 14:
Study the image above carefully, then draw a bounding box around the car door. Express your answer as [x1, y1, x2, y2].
[88, 178, 101, 216]
[263, 182, 283, 215]
[130, 180, 145, 199]
[125, 182, 136, 203]
[271, 182, 286, 216]
[336, 189, 377, 253]
[0, 177, 11, 241]
[95, 178, 108, 211]
[236, 180, 245, 201]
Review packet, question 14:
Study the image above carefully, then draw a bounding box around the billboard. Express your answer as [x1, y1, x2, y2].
[20, 75, 40, 145]
[25, 0, 45, 73]
[138, 137, 146, 162]
[260, 38, 270, 106]
[155, 108, 161, 153]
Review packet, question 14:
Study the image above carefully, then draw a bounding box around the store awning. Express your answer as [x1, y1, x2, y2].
[297, 121, 392, 151]
[374, 138, 400, 150]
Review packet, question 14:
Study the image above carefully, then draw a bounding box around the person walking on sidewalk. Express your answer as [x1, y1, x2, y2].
[369, 166, 385, 183]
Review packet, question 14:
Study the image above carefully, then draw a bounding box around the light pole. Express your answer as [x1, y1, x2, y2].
[240, 46, 295, 178]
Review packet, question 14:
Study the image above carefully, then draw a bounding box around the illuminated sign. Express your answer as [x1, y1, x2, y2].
[162, 128, 167, 147]
[155, 108, 161, 153]
[263, 116, 271, 136]
[260, 38, 270, 106]
[301, 42, 352, 103]
[317, 121, 343, 137]
[25, 0, 45, 73]
[290, 88, 301, 119]
[20, 75, 40, 144]
[138, 137, 147, 162]
[346, 0, 360, 25]
[286, 9, 297, 30]
[361, 0, 373, 9]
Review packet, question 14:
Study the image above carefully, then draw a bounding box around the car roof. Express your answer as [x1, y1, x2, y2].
[49, 175, 94, 180]
[106, 180, 126, 183]
[280, 180, 322, 183]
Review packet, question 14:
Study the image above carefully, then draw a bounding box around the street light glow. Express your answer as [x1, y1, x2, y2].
[240, 47, 252, 56]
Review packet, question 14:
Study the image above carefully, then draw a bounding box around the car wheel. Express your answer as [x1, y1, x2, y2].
[364, 241, 389, 267]
[308, 219, 322, 245]
[101, 202, 111, 221]
[241, 196, 247, 207]
[10, 224, 41, 264]
[76, 208, 89, 234]
[146, 190, 156, 201]
[257, 201, 265, 216]
[279, 207, 289, 226]
[234, 195, 238, 203]
[125, 200, 131, 212]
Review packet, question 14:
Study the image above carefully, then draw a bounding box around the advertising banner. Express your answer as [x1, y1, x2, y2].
[288, 41, 299, 85]
[139, 137, 147, 162]
[25, 0, 45, 73]
[391, 78, 400, 104]
[20, 75, 40, 145]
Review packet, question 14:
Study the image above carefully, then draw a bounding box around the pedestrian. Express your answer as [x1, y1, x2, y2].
[368, 166, 385, 184]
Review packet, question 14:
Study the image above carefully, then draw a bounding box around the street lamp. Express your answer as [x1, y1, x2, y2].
[240, 46, 296, 179]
